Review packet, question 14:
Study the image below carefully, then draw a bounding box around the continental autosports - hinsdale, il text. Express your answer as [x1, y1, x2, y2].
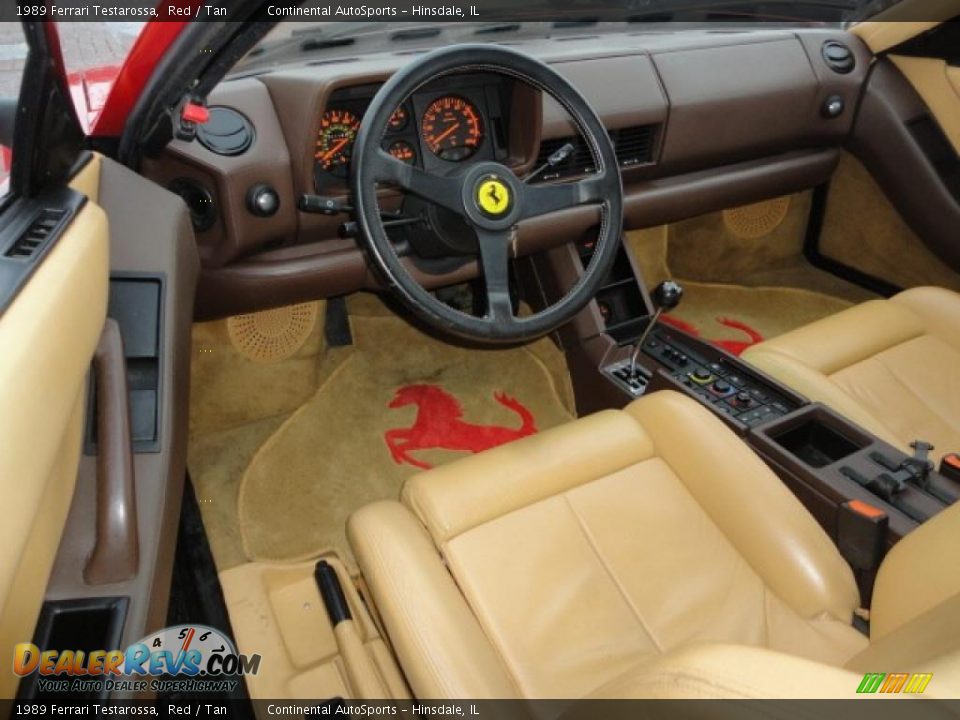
[266, 5, 476, 17]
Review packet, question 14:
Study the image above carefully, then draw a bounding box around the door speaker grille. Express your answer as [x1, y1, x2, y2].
[722, 196, 791, 238]
[227, 302, 319, 363]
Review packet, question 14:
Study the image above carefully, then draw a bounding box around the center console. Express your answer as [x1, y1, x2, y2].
[532, 236, 958, 607]
[605, 325, 801, 427]
[597, 314, 959, 602]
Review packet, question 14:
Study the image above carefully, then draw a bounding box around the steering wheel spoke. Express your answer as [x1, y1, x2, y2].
[519, 173, 606, 221]
[476, 229, 515, 322]
[370, 148, 464, 214]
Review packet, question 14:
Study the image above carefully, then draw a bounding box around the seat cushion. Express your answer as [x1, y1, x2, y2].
[586, 644, 865, 699]
[743, 287, 960, 461]
[348, 391, 865, 699]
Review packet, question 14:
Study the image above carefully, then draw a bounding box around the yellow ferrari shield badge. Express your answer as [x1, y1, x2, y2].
[476, 179, 511, 215]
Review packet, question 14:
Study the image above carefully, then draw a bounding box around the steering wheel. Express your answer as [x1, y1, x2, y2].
[352, 44, 623, 343]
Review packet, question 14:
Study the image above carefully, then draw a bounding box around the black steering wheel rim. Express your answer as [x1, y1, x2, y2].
[352, 44, 624, 343]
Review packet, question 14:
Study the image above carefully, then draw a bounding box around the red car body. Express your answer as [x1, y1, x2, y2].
[87, 20, 190, 136]
[1, 20, 187, 185]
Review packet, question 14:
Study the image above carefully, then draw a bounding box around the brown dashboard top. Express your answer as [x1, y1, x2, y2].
[140, 27, 872, 319]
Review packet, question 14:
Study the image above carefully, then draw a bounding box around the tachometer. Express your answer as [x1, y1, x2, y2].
[315, 108, 361, 174]
[421, 95, 483, 162]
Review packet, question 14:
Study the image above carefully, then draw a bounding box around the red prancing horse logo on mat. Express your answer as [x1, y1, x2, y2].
[384, 384, 537, 470]
[661, 315, 764, 356]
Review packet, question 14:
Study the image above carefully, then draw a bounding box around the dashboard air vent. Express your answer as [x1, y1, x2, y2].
[5, 210, 66, 260]
[532, 124, 658, 182]
[196, 107, 254, 156]
[822, 41, 855, 74]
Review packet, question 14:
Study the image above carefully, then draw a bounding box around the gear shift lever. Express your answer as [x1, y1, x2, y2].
[629, 280, 684, 377]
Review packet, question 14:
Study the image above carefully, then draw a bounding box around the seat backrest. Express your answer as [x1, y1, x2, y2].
[743, 288, 960, 463]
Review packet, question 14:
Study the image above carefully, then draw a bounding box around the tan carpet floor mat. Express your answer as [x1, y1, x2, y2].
[624, 207, 876, 355]
[186, 295, 575, 573]
[662, 280, 855, 356]
[189, 415, 291, 571]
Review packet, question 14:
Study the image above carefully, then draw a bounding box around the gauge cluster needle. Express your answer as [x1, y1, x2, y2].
[431, 122, 460, 151]
[321, 138, 351, 161]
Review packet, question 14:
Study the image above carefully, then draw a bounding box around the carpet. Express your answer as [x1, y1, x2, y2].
[235, 299, 575, 571]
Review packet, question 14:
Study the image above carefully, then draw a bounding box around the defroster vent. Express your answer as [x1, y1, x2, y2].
[533, 124, 658, 182]
[5, 210, 66, 260]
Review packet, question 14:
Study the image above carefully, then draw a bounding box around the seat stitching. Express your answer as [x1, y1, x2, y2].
[414, 427, 656, 544]
[875, 340, 960, 436]
[749, 324, 924, 375]
[365, 519, 524, 698]
[762, 587, 773, 648]
[563, 492, 665, 653]
[438, 539, 530, 698]
[834, 340, 960, 439]
[749, 347, 895, 438]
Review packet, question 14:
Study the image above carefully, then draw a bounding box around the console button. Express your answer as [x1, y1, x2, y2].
[694, 388, 715, 403]
[741, 406, 774, 427]
[725, 373, 747, 388]
[715, 403, 740, 417]
[727, 392, 760, 411]
[748, 387, 769, 403]
[707, 362, 726, 377]
[691, 368, 714, 385]
[712, 379, 732, 395]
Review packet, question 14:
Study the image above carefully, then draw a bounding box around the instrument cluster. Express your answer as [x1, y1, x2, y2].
[313, 75, 509, 191]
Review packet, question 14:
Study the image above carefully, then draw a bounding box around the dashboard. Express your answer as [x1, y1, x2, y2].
[140, 27, 878, 320]
[312, 74, 513, 191]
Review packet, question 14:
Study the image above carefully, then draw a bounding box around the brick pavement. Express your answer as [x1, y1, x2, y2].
[0, 21, 140, 187]
[0, 21, 142, 98]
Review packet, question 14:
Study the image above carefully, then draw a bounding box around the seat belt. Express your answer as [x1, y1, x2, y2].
[837, 500, 888, 611]
[839, 465, 926, 522]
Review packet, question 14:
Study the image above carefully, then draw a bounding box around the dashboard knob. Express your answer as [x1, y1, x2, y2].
[247, 184, 280, 217]
[821, 95, 845, 119]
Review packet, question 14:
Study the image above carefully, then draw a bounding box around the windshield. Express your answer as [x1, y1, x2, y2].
[233, 0, 879, 75]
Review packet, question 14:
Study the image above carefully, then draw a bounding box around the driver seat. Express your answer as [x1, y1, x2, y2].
[349, 390, 960, 699]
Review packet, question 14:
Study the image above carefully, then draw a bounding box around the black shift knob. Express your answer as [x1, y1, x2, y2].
[653, 280, 684, 311]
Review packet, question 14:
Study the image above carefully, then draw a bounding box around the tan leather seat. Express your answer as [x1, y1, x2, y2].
[349, 390, 960, 698]
[743, 287, 960, 463]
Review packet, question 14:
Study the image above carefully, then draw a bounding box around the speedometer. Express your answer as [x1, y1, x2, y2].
[421, 95, 483, 162]
[315, 109, 361, 175]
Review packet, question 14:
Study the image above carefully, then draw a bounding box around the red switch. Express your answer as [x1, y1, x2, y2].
[847, 499, 886, 520]
[940, 452, 960, 482]
[182, 102, 209, 125]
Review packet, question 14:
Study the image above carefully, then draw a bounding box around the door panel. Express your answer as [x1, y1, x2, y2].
[890, 55, 960, 155]
[839, 20, 960, 276]
[0, 154, 108, 698]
